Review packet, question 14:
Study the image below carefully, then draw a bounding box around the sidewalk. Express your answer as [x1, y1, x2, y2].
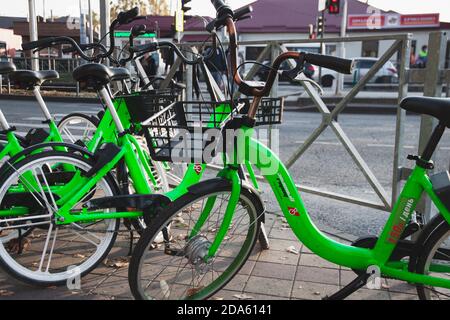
[0, 213, 418, 300]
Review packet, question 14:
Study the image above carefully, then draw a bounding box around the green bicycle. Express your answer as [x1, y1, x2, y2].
[128, 0, 450, 300]
[0, 6, 265, 286]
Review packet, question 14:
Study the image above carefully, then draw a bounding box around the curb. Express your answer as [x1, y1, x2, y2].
[1, 94, 400, 114]
[0, 94, 97, 104]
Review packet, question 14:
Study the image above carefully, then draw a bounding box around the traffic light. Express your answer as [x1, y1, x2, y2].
[317, 16, 325, 38]
[327, 0, 340, 14]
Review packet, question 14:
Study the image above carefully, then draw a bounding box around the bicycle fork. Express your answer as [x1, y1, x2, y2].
[189, 167, 242, 261]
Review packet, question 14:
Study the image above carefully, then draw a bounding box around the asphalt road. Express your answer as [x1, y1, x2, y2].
[1, 98, 449, 239]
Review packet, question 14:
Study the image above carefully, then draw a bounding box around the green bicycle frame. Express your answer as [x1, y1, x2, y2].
[202, 125, 450, 289]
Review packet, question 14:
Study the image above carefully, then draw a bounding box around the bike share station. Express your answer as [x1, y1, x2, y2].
[0, 0, 449, 301]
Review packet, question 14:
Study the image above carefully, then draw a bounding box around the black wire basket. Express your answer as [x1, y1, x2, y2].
[239, 97, 284, 126]
[118, 89, 182, 123]
[142, 97, 284, 163]
[142, 101, 243, 163]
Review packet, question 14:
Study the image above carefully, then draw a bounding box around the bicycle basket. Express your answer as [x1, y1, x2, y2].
[240, 97, 285, 126]
[141, 101, 242, 163]
[119, 89, 182, 123]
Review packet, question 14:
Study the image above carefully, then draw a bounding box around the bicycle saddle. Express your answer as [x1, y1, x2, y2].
[0, 62, 16, 75]
[73, 63, 130, 89]
[401, 97, 450, 128]
[9, 70, 59, 89]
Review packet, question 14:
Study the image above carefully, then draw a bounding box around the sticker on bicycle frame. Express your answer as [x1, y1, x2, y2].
[194, 164, 202, 175]
[386, 198, 415, 245]
[288, 207, 300, 217]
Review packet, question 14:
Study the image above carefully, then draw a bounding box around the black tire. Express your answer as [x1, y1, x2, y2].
[321, 75, 334, 87]
[129, 179, 264, 300]
[415, 215, 450, 300]
[0, 151, 120, 286]
[57, 113, 99, 145]
[57, 113, 100, 128]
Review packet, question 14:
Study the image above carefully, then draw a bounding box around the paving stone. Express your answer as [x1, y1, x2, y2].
[296, 266, 339, 285]
[252, 261, 297, 281]
[210, 289, 245, 300]
[245, 276, 293, 298]
[348, 289, 391, 300]
[389, 292, 418, 300]
[258, 249, 300, 266]
[265, 238, 302, 252]
[92, 276, 133, 299]
[292, 281, 340, 300]
[269, 225, 298, 241]
[385, 278, 417, 294]
[238, 260, 257, 276]
[223, 274, 249, 291]
[298, 253, 339, 269]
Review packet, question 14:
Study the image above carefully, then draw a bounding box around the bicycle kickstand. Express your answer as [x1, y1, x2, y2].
[323, 273, 370, 300]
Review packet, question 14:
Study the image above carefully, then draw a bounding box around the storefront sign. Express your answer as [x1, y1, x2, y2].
[348, 13, 440, 30]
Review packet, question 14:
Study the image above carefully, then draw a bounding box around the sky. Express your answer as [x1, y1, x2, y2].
[0, 0, 449, 22]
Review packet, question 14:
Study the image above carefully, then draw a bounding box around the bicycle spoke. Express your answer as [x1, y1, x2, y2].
[37, 223, 54, 272]
[62, 127, 77, 143]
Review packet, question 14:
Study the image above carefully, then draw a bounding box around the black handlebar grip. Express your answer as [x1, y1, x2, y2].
[234, 5, 253, 20]
[211, 0, 233, 18]
[131, 24, 147, 37]
[22, 37, 57, 51]
[117, 7, 139, 25]
[304, 53, 355, 74]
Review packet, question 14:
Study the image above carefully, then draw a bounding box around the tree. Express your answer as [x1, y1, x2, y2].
[110, 0, 170, 19]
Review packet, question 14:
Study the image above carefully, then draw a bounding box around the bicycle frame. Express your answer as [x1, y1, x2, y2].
[201, 125, 450, 289]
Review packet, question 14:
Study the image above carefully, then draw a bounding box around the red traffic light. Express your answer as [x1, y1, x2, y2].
[327, 0, 340, 14]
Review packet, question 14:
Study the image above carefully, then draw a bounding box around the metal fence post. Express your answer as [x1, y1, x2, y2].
[417, 31, 447, 221]
[185, 46, 194, 101]
[269, 42, 281, 148]
[391, 35, 412, 204]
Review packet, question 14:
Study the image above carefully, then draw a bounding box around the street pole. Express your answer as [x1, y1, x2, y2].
[79, 0, 87, 45]
[28, 0, 39, 71]
[335, 0, 347, 95]
[43, 0, 46, 22]
[88, 0, 94, 43]
[99, 0, 110, 47]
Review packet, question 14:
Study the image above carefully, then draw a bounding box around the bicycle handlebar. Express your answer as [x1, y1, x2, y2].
[117, 7, 139, 25]
[206, 4, 252, 32]
[22, 7, 146, 63]
[209, 0, 354, 118]
[304, 53, 354, 75]
[61, 42, 108, 55]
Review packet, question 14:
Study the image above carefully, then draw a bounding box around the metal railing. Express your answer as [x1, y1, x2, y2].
[171, 33, 450, 215]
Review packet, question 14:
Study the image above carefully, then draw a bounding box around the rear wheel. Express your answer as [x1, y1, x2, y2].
[415, 215, 450, 300]
[129, 181, 263, 300]
[57, 113, 99, 145]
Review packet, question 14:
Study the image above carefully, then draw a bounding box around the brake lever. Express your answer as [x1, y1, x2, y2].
[292, 74, 324, 96]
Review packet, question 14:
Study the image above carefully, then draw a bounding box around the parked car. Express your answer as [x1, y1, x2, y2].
[318, 57, 398, 87]
[255, 60, 315, 83]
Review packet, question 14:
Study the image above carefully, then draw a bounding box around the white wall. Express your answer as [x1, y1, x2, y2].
[0, 28, 22, 51]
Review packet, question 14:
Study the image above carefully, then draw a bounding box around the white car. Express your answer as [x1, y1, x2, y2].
[317, 57, 398, 87]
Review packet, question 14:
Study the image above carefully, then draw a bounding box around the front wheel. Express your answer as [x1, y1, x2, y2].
[128, 181, 264, 300]
[415, 215, 450, 300]
[0, 151, 120, 286]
